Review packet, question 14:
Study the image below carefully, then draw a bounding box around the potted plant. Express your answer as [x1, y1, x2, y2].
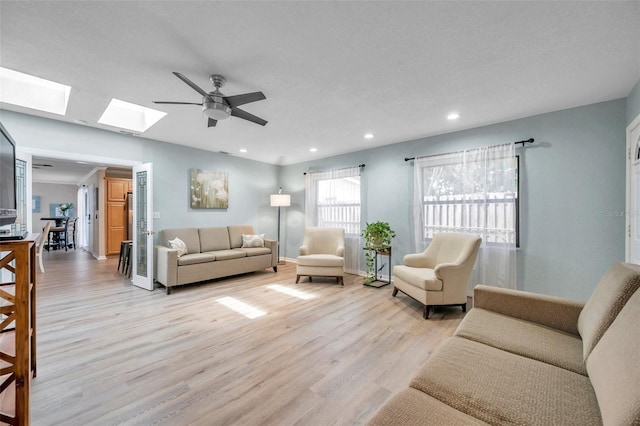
[362, 221, 396, 284]
[59, 202, 73, 217]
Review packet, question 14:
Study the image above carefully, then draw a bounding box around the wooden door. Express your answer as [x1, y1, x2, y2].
[105, 177, 131, 255]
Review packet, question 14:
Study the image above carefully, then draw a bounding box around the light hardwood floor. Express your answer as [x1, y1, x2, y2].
[31, 250, 469, 425]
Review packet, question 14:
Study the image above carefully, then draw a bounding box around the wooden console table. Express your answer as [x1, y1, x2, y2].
[0, 235, 37, 425]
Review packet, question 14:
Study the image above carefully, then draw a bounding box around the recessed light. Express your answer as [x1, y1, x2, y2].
[239, 148, 247, 153]
[310, 148, 318, 152]
[364, 133, 374, 139]
[447, 112, 460, 120]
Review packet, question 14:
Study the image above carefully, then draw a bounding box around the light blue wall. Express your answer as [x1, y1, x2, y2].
[0, 110, 280, 239]
[0, 97, 629, 301]
[281, 99, 627, 301]
[628, 79, 640, 125]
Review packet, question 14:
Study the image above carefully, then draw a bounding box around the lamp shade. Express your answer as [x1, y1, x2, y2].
[270, 194, 291, 207]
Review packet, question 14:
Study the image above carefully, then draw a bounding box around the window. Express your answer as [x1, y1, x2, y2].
[305, 166, 362, 273]
[413, 143, 518, 289]
[420, 156, 519, 247]
[305, 167, 361, 235]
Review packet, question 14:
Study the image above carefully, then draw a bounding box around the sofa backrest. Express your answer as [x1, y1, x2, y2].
[577, 262, 640, 361]
[228, 225, 255, 248]
[158, 228, 201, 254]
[198, 227, 231, 252]
[585, 287, 640, 426]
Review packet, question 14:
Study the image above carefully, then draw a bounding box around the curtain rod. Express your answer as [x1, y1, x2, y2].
[404, 138, 535, 162]
[303, 164, 365, 175]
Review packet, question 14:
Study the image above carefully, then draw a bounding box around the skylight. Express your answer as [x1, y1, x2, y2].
[98, 98, 166, 132]
[0, 67, 71, 115]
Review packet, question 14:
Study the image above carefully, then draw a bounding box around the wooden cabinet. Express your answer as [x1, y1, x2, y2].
[105, 178, 132, 256]
[0, 235, 37, 425]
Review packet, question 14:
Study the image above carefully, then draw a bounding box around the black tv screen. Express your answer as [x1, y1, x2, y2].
[0, 121, 17, 226]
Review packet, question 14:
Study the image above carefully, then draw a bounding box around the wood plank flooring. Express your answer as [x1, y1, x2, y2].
[30, 249, 469, 425]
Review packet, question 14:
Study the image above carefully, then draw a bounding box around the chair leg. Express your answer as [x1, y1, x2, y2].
[339, 276, 344, 286]
[392, 287, 398, 297]
[273, 266, 277, 272]
[423, 305, 430, 319]
[309, 276, 312, 282]
[296, 275, 301, 283]
[38, 255, 45, 273]
[461, 303, 467, 313]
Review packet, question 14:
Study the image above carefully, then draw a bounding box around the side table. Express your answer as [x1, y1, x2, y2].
[363, 246, 391, 288]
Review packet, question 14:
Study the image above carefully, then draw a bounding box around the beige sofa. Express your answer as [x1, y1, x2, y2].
[369, 262, 640, 425]
[154, 225, 277, 294]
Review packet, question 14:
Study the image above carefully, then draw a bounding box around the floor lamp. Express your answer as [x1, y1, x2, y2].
[270, 188, 291, 264]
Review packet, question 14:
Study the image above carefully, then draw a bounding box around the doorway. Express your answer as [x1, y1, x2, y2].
[16, 147, 141, 260]
[626, 114, 640, 264]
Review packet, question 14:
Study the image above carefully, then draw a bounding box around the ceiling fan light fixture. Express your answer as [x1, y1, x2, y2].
[203, 100, 231, 120]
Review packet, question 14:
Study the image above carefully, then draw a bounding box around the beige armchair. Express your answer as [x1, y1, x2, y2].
[296, 227, 345, 285]
[393, 232, 481, 319]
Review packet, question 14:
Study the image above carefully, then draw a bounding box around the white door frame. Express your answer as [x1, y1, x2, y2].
[17, 147, 140, 258]
[625, 113, 640, 262]
[131, 163, 154, 291]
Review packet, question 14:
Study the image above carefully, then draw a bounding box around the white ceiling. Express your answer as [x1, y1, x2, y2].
[1, 1, 639, 166]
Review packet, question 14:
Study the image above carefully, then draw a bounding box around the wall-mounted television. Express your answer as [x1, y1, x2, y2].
[0, 121, 17, 227]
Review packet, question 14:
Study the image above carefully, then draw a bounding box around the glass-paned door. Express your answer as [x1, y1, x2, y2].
[131, 163, 154, 290]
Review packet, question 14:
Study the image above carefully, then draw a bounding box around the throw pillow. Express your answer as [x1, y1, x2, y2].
[168, 237, 188, 257]
[242, 233, 265, 248]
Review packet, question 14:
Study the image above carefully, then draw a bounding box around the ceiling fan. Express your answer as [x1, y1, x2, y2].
[154, 72, 267, 127]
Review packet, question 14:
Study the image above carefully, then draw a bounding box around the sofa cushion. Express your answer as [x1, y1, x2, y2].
[177, 252, 217, 266]
[454, 308, 586, 375]
[577, 262, 640, 361]
[159, 228, 200, 254]
[236, 247, 271, 257]
[198, 227, 231, 252]
[168, 237, 188, 257]
[410, 336, 601, 426]
[586, 288, 640, 426]
[210, 249, 246, 261]
[368, 388, 489, 426]
[242, 233, 265, 248]
[393, 265, 442, 291]
[228, 225, 255, 248]
[297, 254, 344, 267]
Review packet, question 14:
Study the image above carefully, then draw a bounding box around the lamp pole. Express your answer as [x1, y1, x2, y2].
[270, 188, 291, 265]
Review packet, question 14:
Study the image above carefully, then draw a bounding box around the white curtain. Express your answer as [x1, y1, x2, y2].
[413, 143, 517, 289]
[305, 166, 361, 274]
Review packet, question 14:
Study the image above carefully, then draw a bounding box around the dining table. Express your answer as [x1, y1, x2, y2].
[40, 217, 69, 227]
[40, 217, 70, 250]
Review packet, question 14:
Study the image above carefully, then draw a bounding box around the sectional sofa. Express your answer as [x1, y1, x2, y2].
[369, 262, 640, 425]
[154, 225, 277, 294]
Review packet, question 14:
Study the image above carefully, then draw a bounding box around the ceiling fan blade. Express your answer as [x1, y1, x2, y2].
[153, 101, 202, 105]
[207, 118, 217, 127]
[223, 92, 266, 108]
[231, 108, 267, 126]
[173, 72, 210, 98]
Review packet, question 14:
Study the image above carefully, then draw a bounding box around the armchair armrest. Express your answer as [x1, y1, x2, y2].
[154, 245, 178, 286]
[336, 245, 344, 257]
[473, 285, 585, 336]
[299, 245, 309, 256]
[403, 253, 431, 268]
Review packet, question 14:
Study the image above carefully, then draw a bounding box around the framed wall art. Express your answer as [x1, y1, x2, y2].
[190, 169, 229, 209]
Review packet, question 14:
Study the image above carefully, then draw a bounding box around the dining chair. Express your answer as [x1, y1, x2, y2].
[49, 218, 70, 251]
[36, 221, 52, 273]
